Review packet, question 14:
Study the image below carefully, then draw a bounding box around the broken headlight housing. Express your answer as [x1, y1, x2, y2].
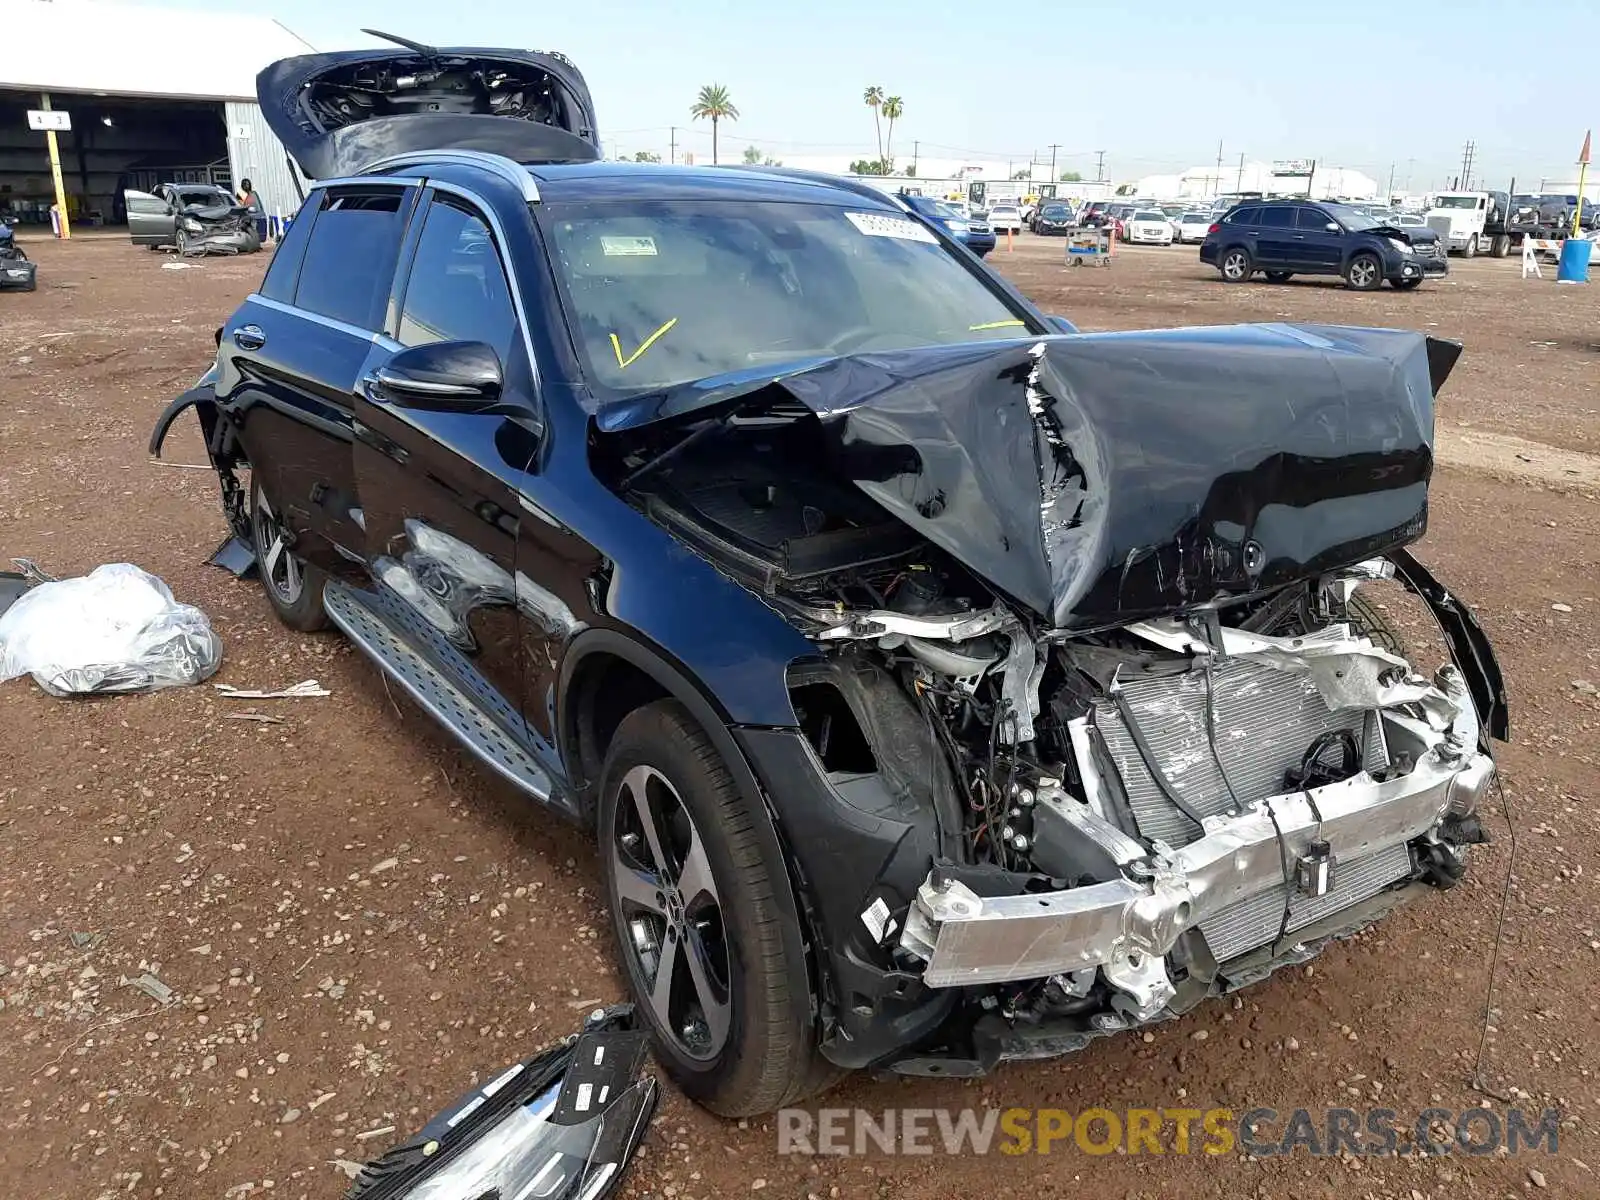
[344, 1006, 657, 1200]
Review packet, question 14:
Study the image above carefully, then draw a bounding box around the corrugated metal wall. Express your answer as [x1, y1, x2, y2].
[224, 101, 306, 223]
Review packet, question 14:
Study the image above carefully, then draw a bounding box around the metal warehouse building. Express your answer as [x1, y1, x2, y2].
[0, 0, 311, 230]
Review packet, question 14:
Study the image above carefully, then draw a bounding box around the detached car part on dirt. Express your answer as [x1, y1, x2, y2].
[0, 220, 36, 290]
[151, 37, 1509, 1115]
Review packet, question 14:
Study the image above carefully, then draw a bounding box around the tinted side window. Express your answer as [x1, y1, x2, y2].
[293, 188, 408, 330]
[259, 198, 317, 303]
[1257, 206, 1296, 228]
[1296, 207, 1336, 231]
[1226, 206, 1261, 226]
[397, 197, 518, 362]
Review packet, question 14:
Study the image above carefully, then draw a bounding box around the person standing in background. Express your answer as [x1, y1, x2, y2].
[237, 178, 267, 244]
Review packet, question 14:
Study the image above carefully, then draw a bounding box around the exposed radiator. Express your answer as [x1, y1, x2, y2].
[1093, 659, 1389, 848]
[1198, 842, 1413, 963]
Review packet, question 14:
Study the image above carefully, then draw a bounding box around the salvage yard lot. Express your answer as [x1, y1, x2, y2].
[2, 234, 1597, 1199]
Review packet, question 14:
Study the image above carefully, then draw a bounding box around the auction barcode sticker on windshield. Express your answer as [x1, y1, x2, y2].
[845, 212, 938, 244]
[601, 235, 658, 256]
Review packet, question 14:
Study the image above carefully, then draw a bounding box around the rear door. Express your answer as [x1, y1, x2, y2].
[1253, 204, 1298, 267]
[1294, 206, 1345, 270]
[218, 181, 417, 572]
[125, 187, 176, 245]
[351, 186, 544, 756]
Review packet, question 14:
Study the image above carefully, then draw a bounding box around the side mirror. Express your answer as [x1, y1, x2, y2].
[369, 340, 505, 411]
[1325, 222, 1340, 233]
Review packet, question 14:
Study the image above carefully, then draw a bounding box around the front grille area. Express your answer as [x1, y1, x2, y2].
[1093, 660, 1388, 848]
[1198, 842, 1412, 962]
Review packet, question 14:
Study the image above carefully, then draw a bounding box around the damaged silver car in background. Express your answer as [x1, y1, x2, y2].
[123, 183, 261, 255]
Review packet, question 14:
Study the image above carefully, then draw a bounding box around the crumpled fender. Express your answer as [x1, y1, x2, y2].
[148, 384, 217, 458]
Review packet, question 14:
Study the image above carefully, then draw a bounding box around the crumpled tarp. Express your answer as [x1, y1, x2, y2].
[0, 563, 221, 696]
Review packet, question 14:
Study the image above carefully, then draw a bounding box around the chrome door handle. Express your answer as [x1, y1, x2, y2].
[233, 324, 266, 351]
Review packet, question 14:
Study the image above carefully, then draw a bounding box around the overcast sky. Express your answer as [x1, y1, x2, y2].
[126, 0, 1600, 188]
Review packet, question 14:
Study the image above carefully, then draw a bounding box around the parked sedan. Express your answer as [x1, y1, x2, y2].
[900, 193, 996, 257]
[1031, 201, 1075, 235]
[1123, 208, 1175, 245]
[1175, 210, 1213, 243]
[988, 202, 1024, 233]
[123, 183, 261, 255]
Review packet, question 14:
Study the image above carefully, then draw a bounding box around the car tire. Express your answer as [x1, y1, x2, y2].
[249, 474, 329, 632]
[1264, 271, 1293, 283]
[1491, 234, 1511, 258]
[1347, 591, 1408, 659]
[174, 226, 190, 257]
[1343, 252, 1383, 291]
[1219, 246, 1253, 282]
[1394, 277, 1423, 290]
[598, 699, 828, 1116]
[1460, 236, 1477, 259]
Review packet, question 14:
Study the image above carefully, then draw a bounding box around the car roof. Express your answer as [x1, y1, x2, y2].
[521, 162, 904, 208]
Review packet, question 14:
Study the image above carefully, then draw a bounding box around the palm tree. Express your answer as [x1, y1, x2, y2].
[863, 86, 885, 168]
[690, 84, 739, 165]
[881, 96, 903, 169]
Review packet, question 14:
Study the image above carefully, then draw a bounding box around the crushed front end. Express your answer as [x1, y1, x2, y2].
[597, 322, 1508, 1076]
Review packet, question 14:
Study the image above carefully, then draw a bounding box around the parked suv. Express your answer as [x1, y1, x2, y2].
[151, 39, 1507, 1119]
[1201, 198, 1448, 290]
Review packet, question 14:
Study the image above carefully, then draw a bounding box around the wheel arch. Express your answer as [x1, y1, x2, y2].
[561, 628, 820, 1050]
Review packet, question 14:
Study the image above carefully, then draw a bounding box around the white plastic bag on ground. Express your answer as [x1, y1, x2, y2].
[0, 563, 222, 696]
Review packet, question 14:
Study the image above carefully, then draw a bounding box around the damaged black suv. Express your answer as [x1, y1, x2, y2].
[151, 38, 1509, 1117]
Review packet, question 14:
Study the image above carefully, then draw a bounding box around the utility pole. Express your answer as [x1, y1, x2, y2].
[1236, 152, 1245, 193]
[669, 126, 677, 165]
[913, 139, 919, 169]
[1459, 140, 1476, 191]
[1386, 162, 1396, 200]
[1214, 139, 1224, 197]
[1094, 149, 1105, 182]
[1047, 143, 1060, 182]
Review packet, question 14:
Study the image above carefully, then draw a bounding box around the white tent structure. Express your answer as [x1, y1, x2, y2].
[1132, 161, 1379, 201]
[0, 0, 313, 223]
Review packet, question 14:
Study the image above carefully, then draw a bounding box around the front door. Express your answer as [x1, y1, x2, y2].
[353, 187, 542, 753]
[124, 187, 176, 245]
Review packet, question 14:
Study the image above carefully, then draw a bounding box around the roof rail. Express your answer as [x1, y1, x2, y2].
[361, 150, 540, 203]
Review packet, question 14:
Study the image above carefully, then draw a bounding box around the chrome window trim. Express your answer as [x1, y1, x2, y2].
[362, 151, 541, 204]
[403, 179, 546, 413]
[315, 175, 427, 192]
[249, 292, 385, 342]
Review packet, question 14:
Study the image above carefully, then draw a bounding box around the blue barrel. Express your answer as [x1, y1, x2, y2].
[1556, 237, 1592, 283]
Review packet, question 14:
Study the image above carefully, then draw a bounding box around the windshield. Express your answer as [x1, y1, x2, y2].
[175, 187, 228, 206]
[1321, 202, 1380, 231]
[1181, 211, 1209, 221]
[543, 200, 1033, 402]
[1041, 204, 1069, 217]
[930, 200, 967, 220]
[1432, 196, 1480, 209]
[1132, 210, 1165, 221]
[992, 204, 1019, 214]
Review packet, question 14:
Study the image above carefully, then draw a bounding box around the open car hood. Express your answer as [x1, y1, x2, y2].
[256, 34, 599, 180]
[602, 324, 1460, 630]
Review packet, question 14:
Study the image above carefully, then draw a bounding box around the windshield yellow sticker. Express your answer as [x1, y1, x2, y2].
[610, 317, 678, 369]
[844, 211, 938, 244]
[969, 319, 1027, 331]
[601, 235, 658, 256]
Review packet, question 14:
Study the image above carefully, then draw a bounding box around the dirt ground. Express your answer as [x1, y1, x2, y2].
[1, 233, 1597, 1200]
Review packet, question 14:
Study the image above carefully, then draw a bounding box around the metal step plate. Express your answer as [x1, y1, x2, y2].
[322, 580, 554, 802]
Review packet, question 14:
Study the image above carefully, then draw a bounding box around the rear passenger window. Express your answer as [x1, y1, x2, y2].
[1258, 206, 1295, 228]
[259, 199, 316, 303]
[1226, 207, 1261, 226]
[397, 197, 518, 362]
[293, 188, 408, 330]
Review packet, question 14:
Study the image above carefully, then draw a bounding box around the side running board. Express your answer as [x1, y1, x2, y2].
[322, 580, 559, 805]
